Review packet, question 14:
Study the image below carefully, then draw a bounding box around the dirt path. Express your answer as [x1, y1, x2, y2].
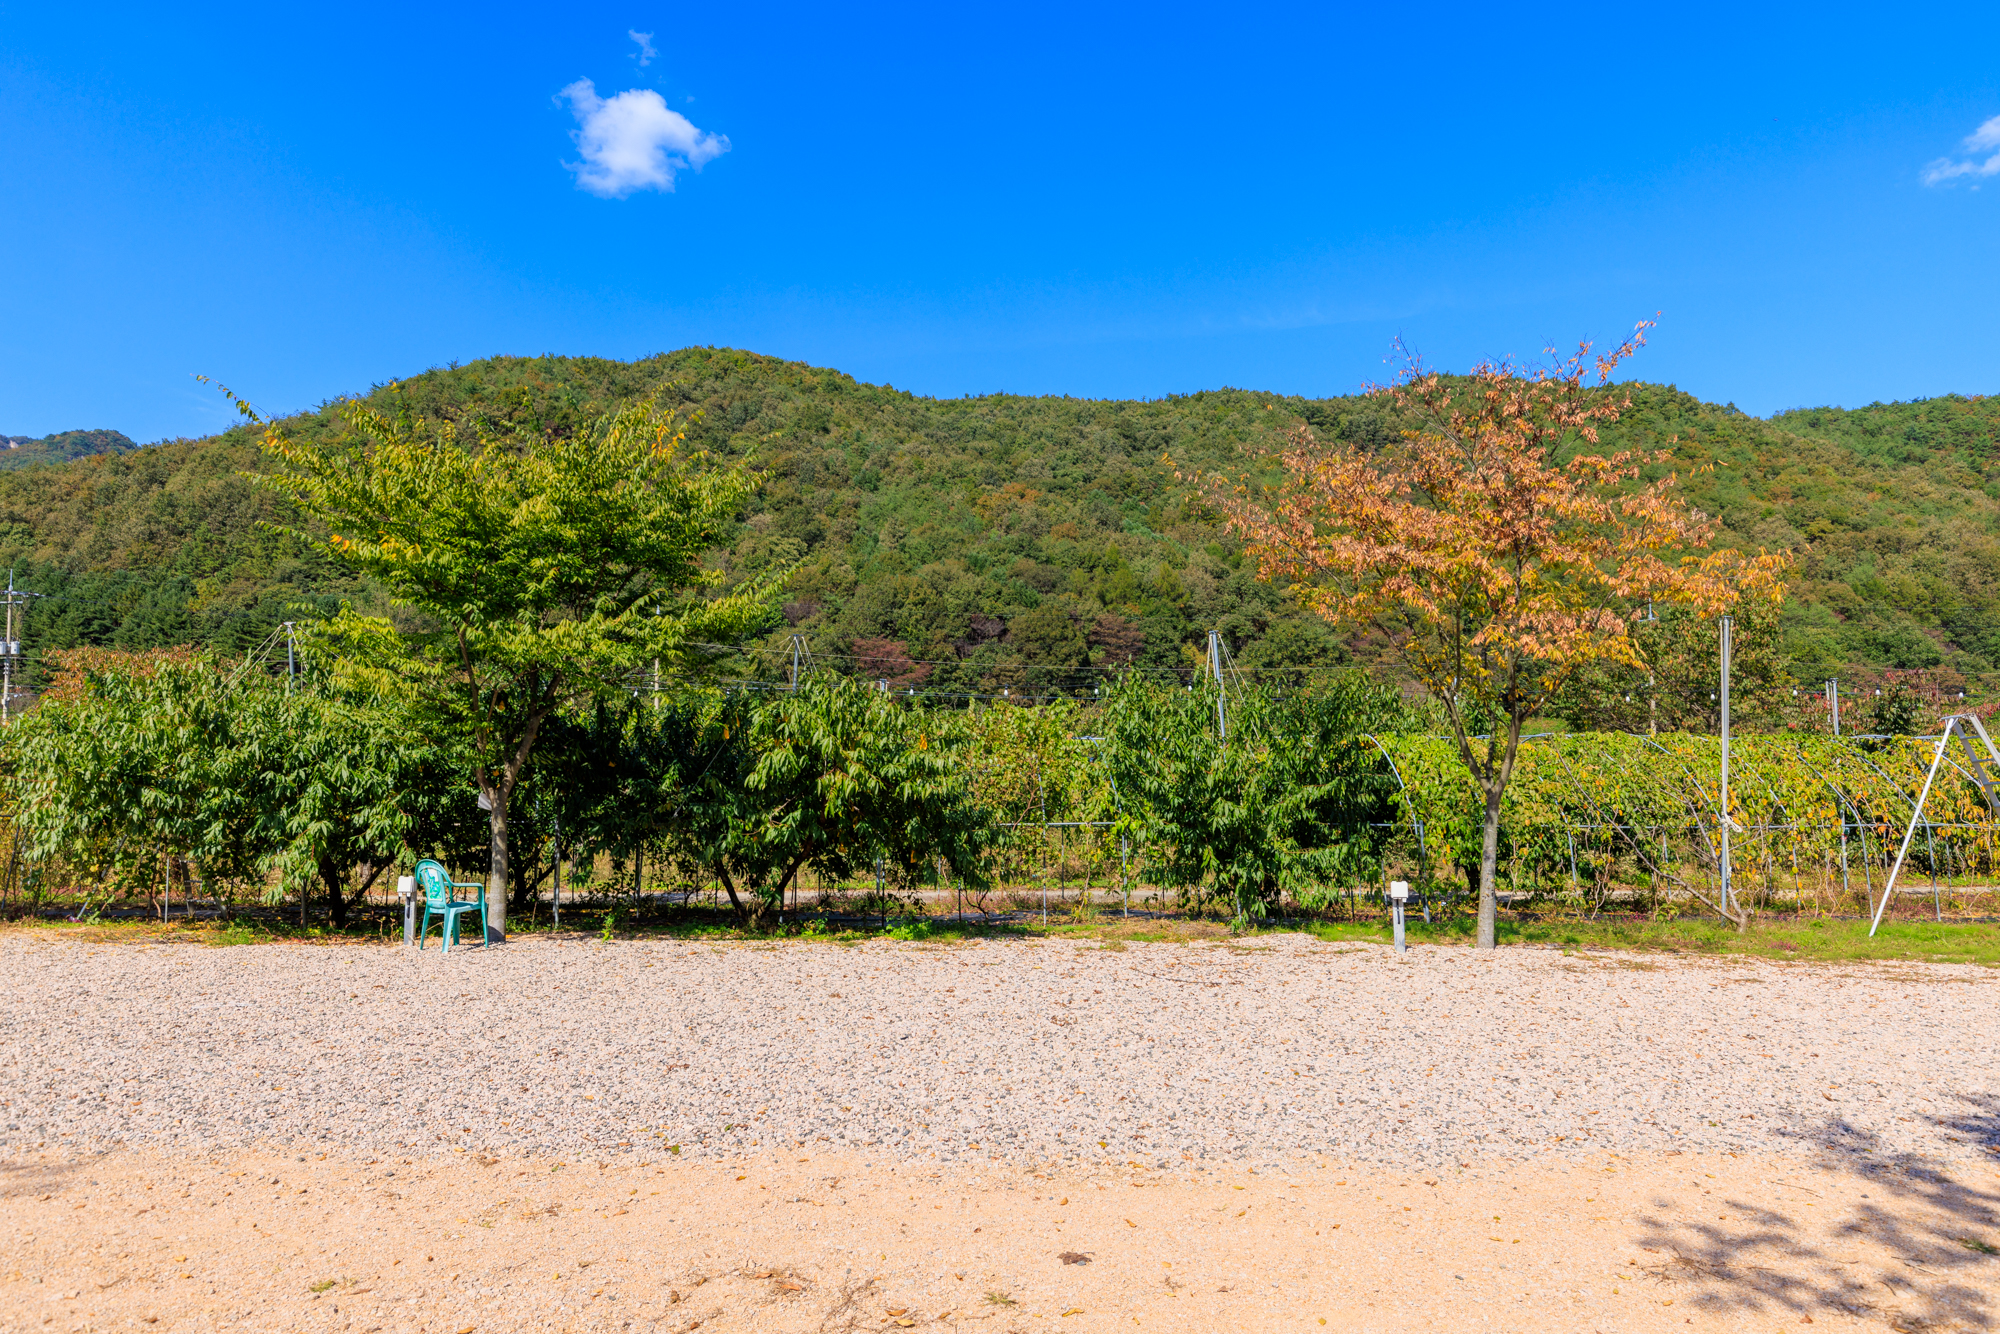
[5, 1145, 1997, 1332]
[4, 932, 1999, 1330]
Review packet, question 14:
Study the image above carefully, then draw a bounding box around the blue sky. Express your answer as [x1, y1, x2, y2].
[3, 2, 1998, 442]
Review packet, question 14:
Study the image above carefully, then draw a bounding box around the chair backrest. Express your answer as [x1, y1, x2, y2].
[413, 860, 455, 910]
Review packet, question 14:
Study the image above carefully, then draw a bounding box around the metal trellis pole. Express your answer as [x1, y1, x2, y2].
[1120, 835, 1130, 919]
[1208, 630, 1226, 740]
[1719, 616, 1734, 920]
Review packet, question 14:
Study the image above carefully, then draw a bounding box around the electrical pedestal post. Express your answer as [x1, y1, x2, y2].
[398, 875, 418, 946]
[1390, 880, 1410, 954]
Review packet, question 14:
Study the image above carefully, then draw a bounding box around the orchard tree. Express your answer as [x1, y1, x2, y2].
[1103, 675, 1403, 924]
[251, 685, 481, 927]
[8, 649, 269, 912]
[659, 677, 996, 929]
[252, 394, 784, 941]
[1194, 324, 1788, 946]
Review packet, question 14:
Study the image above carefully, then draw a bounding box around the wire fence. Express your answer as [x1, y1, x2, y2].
[13, 726, 2000, 928]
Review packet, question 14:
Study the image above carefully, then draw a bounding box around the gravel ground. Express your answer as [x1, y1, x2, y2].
[6, 933, 1998, 1168]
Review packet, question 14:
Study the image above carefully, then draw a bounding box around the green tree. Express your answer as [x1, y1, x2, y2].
[252, 685, 481, 927]
[252, 395, 784, 939]
[7, 649, 270, 909]
[658, 677, 996, 929]
[1103, 675, 1404, 924]
[1553, 595, 1797, 735]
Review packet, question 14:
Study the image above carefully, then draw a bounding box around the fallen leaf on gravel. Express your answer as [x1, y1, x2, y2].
[1061, 1309, 1084, 1317]
[457, 1326, 474, 1333]
[1058, 1252, 1091, 1265]
[1124, 1218, 1137, 1227]
[777, 1280, 803, 1292]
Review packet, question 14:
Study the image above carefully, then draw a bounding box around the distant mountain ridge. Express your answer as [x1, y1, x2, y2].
[0, 351, 1995, 707]
[0, 429, 137, 471]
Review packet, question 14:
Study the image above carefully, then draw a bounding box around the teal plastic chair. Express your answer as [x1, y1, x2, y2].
[414, 859, 488, 953]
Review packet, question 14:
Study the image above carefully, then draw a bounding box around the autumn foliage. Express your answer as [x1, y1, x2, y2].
[1194, 323, 1790, 945]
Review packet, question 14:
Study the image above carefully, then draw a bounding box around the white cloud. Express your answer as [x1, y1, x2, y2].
[556, 78, 729, 198]
[1922, 115, 2000, 185]
[629, 30, 657, 66]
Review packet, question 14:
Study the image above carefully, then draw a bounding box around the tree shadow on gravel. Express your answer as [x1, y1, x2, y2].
[0, 1156, 91, 1199]
[1634, 1100, 2000, 1331]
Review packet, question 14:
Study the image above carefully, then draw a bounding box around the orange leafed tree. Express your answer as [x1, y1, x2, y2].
[1194, 322, 1789, 947]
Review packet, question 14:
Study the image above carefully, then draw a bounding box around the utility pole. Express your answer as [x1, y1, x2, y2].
[1719, 615, 1734, 921]
[283, 621, 296, 693]
[1639, 599, 1658, 737]
[0, 571, 30, 724]
[789, 635, 805, 690]
[1207, 629, 1226, 740]
[1828, 678, 1841, 737]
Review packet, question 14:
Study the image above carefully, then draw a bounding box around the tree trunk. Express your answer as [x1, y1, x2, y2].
[1476, 784, 1504, 950]
[487, 801, 509, 943]
[716, 864, 748, 922]
[322, 863, 348, 929]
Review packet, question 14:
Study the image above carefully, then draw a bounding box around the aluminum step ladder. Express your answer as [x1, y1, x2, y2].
[1871, 712, 2000, 935]
[1952, 714, 2000, 816]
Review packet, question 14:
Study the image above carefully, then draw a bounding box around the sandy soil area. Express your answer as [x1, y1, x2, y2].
[6, 1145, 1998, 1333]
[3, 933, 1997, 1331]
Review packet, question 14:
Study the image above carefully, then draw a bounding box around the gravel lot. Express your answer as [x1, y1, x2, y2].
[7, 932, 1997, 1170]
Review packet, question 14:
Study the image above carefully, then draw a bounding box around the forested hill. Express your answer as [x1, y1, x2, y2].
[0, 348, 1996, 705]
[0, 428, 135, 472]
